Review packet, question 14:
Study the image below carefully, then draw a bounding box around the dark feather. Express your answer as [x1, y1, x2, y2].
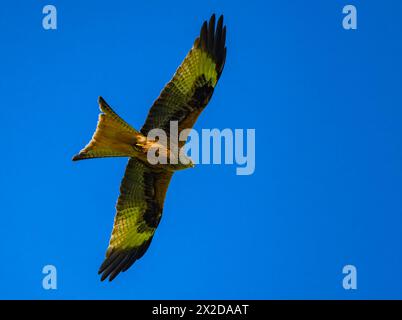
[196, 14, 226, 79]
[98, 236, 155, 281]
[207, 14, 215, 53]
[200, 21, 208, 52]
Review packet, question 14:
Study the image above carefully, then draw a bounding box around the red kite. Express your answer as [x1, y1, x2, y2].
[73, 14, 226, 281]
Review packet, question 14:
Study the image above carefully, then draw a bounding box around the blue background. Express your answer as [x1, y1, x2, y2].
[1, 0, 402, 299]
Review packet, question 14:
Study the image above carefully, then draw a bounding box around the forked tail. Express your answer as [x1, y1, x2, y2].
[72, 97, 143, 161]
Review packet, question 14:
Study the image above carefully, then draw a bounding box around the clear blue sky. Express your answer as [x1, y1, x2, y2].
[1, 0, 402, 299]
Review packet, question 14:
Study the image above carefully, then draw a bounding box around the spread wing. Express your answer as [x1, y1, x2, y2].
[99, 14, 227, 281]
[98, 159, 172, 281]
[141, 14, 227, 143]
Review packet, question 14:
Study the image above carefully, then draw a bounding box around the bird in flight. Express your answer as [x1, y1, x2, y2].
[73, 14, 226, 281]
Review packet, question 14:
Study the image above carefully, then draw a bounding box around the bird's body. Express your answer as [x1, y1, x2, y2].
[73, 14, 226, 281]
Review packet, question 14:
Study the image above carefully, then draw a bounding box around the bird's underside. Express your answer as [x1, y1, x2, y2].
[73, 14, 226, 281]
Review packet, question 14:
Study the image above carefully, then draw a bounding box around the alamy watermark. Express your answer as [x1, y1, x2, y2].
[342, 264, 357, 290]
[342, 5, 357, 30]
[42, 5, 57, 30]
[42, 265, 57, 290]
[145, 122, 256, 176]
